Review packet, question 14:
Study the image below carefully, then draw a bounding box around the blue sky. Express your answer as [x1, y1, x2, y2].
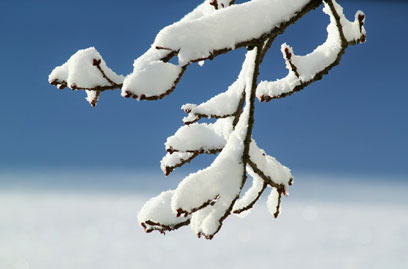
[0, 0, 407, 179]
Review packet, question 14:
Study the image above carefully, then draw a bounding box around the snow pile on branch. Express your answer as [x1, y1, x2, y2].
[257, 0, 366, 101]
[49, 0, 366, 239]
[48, 47, 124, 106]
[153, 0, 311, 65]
[140, 48, 293, 239]
[48, 0, 322, 106]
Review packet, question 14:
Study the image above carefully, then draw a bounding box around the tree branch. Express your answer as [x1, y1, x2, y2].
[50, 1, 322, 105]
[233, 181, 267, 215]
[50, 79, 121, 92]
[141, 219, 191, 234]
[123, 65, 187, 101]
[273, 189, 283, 218]
[203, 44, 265, 239]
[161, 152, 198, 176]
[247, 159, 287, 192]
[258, 0, 366, 102]
[176, 195, 219, 218]
[166, 147, 222, 155]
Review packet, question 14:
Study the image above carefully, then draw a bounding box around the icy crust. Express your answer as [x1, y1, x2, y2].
[138, 190, 190, 233]
[153, 0, 311, 65]
[256, 1, 366, 100]
[249, 140, 292, 191]
[165, 118, 233, 153]
[233, 166, 265, 217]
[48, 47, 124, 89]
[121, 48, 182, 99]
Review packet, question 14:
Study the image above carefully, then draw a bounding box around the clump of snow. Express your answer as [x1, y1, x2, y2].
[138, 190, 189, 232]
[85, 90, 99, 107]
[160, 152, 194, 175]
[165, 118, 232, 153]
[122, 48, 182, 99]
[249, 141, 292, 190]
[153, 0, 311, 65]
[48, 47, 124, 89]
[181, 81, 243, 122]
[266, 188, 280, 216]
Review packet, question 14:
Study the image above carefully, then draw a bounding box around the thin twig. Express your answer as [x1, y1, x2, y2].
[233, 182, 267, 214]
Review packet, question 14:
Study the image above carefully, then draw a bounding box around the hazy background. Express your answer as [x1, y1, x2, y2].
[0, 0, 407, 268]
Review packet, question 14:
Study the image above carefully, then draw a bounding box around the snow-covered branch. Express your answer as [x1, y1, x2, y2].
[182, 88, 245, 125]
[160, 152, 197, 176]
[233, 166, 267, 215]
[139, 0, 364, 240]
[48, 47, 124, 107]
[49, 0, 366, 239]
[138, 191, 191, 234]
[165, 119, 232, 154]
[49, 0, 321, 107]
[257, 0, 366, 102]
[152, 0, 322, 65]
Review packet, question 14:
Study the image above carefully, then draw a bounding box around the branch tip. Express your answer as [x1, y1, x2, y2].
[92, 58, 101, 66]
[210, 0, 219, 10]
[288, 178, 293, 186]
[273, 190, 283, 218]
[164, 167, 171, 176]
[176, 208, 184, 218]
[284, 47, 292, 59]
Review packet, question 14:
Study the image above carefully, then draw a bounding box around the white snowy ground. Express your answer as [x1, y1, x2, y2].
[0, 172, 407, 269]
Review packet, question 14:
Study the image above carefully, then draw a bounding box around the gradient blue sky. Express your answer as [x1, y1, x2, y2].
[0, 0, 407, 179]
